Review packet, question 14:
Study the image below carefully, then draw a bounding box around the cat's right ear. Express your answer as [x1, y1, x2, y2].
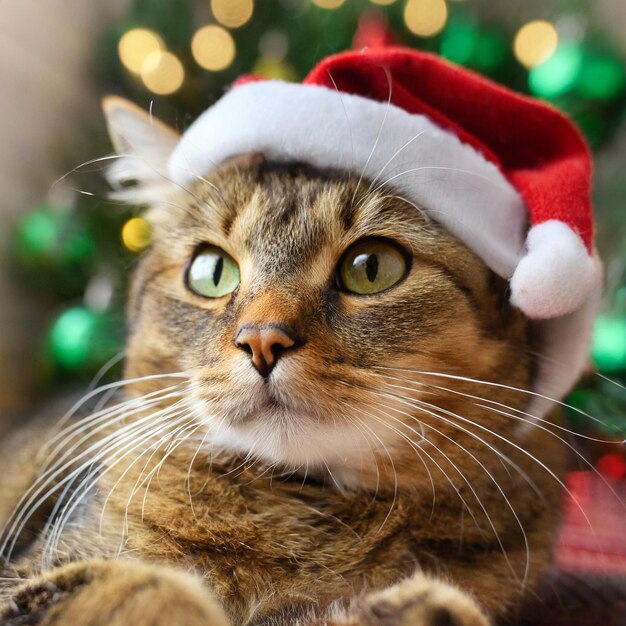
[102, 96, 180, 204]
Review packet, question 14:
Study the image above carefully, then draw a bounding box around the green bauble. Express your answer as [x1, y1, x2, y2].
[529, 43, 584, 100]
[566, 385, 626, 438]
[577, 52, 626, 101]
[48, 306, 124, 374]
[15, 205, 96, 299]
[440, 17, 507, 74]
[591, 313, 626, 375]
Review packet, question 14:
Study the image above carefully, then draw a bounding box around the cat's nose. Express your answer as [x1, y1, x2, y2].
[234, 325, 298, 378]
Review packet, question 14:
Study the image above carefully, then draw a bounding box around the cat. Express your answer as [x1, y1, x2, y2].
[0, 50, 591, 625]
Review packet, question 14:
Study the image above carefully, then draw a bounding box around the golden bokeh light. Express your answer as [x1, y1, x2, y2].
[140, 51, 185, 95]
[403, 0, 448, 38]
[118, 28, 164, 74]
[191, 25, 236, 72]
[122, 217, 152, 252]
[369, 0, 397, 5]
[513, 20, 559, 69]
[211, 0, 254, 28]
[311, 0, 346, 9]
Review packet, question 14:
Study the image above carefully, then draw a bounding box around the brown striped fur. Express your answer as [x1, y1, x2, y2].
[0, 137, 566, 625]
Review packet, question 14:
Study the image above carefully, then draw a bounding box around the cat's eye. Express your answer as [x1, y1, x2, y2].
[187, 246, 240, 298]
[338, 239, 408, 295]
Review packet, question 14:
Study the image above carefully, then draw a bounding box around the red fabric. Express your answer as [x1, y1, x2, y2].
[232, 74, 265, 88]
[555, 471, 626, 575]
[304, 48, 594, 250]
[598, 454, 626, 481]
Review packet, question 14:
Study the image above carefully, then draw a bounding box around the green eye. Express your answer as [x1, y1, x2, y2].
[338, 239, 408, 295]
[187, 246, 240, 298]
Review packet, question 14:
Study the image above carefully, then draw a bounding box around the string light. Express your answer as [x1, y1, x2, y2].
[191, 25, 236, 72]
[140, 51, 185, 95]
[311, 0, 346, 9]
[211, 0, 254, 28]
[122, 217, 152, 252]
[404, 0, 448, 38]
[513, 20, 559, 69]
[118, 28, 164, 74]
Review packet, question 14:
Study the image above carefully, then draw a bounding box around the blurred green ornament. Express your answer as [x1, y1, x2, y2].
[472, 29, 508, 73]
[566, 385, 626, 438]
[15, 205, 96, 298]
[48, 306, 124, 373]
[440, 18, 477, 66]
[440, 17, 507, 74]
[529, 43, 584, 99]
[591, 314, 626, 374]
[576, 53, 626, 101]
[566, 388, 599, 432]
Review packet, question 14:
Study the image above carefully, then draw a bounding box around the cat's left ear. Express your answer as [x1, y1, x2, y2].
[102, 96, 180, 204]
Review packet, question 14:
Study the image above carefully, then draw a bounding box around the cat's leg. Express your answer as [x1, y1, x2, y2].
[0, 558, 230, 626]
[315, 573, 490, 626]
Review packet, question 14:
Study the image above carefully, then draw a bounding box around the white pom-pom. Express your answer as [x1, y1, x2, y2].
[510, 220, 600, 319]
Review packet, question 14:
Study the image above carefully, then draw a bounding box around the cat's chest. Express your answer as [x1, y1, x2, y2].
[101, 460, 482, 614]
[46, 456, 528, 624]
[126, 468, 413, 570]
[103, 462, 430, 610]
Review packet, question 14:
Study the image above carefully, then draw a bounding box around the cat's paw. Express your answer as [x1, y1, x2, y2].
[357, 575, 490, 626]
[0, 559, 230, 626]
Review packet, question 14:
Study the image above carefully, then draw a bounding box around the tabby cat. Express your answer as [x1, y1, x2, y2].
[0, 50, 590, 626]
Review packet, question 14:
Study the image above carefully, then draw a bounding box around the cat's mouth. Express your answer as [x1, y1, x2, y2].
[238, 393, 286, 423]
[196, 373, 305, 427]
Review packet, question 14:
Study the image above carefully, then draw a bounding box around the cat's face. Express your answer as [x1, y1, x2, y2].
[122, 155, 534, 488]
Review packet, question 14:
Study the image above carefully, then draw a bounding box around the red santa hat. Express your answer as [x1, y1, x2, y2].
[112, 48, 603, 417]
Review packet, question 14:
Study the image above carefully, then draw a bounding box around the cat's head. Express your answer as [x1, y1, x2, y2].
[102, 102, 539, 489]
[101, 50, 599, 489]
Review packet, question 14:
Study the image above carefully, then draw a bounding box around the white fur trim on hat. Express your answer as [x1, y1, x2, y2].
[168, 80, 528, 279]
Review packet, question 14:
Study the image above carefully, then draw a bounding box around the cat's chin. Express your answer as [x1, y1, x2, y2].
[188, 397, 402, 490]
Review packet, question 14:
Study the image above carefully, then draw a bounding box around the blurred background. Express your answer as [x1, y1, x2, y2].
[1, 0, 626, 454]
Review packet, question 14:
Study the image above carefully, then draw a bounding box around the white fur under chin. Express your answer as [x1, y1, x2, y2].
[190, 397, 403, 490]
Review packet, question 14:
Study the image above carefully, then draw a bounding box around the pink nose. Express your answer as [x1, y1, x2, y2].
[235, 325, 297, 377]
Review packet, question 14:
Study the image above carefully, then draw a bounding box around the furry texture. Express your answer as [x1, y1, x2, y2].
[102, 47, 601, 419]
[0, 154, 570, 626]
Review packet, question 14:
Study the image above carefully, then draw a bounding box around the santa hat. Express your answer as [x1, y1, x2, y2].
[107, 48, 602, 418]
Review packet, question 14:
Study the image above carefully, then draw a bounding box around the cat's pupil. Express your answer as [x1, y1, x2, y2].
[213, 257, 224, 286]
[365, 254, 378, 282]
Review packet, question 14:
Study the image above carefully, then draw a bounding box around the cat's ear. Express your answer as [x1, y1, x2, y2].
[102, 96, 180, 204]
